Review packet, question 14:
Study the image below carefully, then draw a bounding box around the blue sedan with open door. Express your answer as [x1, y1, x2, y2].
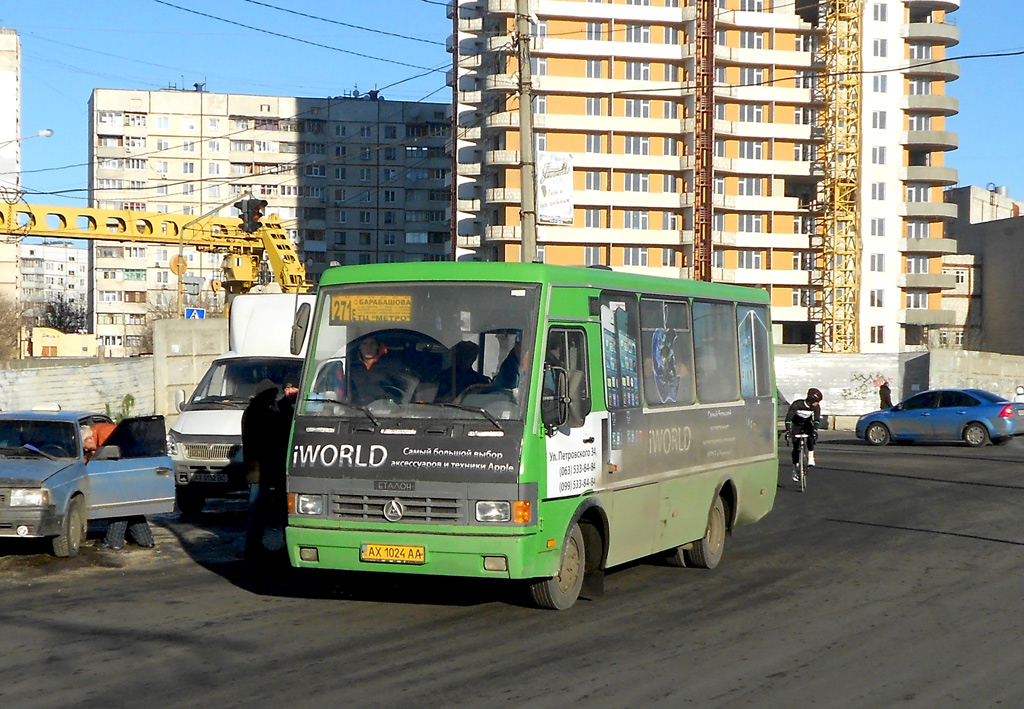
[856, 388, 1024, 447]
[0, 409, 174, 557]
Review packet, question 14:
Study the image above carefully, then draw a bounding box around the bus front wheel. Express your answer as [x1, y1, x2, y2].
[684, 496, 726, 570]
[529, 522, 585, 610]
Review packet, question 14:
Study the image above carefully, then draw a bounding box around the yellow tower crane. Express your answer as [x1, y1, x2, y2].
[812, 0, 862, 353]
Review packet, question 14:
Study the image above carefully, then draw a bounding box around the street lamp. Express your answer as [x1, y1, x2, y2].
[0, 128, 54, 150]
[0, 128, 55, 201]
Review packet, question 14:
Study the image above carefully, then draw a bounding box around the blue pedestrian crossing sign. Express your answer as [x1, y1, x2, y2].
[185, 308, 206, 320]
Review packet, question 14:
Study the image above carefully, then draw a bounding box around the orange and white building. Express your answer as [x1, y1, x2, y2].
[449, 0, 960, 353]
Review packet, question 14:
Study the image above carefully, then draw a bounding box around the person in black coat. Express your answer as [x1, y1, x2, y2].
[879, 381, 893, 409]
[242, 380, 296, 561]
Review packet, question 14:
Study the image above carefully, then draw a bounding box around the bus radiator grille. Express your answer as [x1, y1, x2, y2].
[331, 494, 464, 523]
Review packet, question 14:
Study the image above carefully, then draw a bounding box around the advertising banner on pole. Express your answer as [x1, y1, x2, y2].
[536, 151, 574, 225]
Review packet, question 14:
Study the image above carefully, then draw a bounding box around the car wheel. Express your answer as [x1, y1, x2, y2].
[865, 422, 891, 446]
[963, 423, 990, 448]
[176, 487, 206, 517]
[52, 495, 85, 558]
[529, 522, 585, 610]
[684, 496, 727, 570]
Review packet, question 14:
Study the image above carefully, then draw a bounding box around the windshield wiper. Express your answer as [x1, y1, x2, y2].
[415, 402, 503, 430]
[303, 397, 379, 428]
[18, 444, 57, 461]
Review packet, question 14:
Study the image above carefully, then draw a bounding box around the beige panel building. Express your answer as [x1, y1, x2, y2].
[450, 0, 960, 353]
[87, 88, 451, 356]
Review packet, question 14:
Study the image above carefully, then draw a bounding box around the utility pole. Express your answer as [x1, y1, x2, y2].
[515, 0, 538, 263]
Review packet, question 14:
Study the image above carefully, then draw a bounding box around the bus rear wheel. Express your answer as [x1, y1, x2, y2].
[684, 496, 726, 570]
[529, 522, 585, 610]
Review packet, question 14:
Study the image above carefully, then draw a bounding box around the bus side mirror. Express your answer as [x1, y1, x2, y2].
[290, 301, 312, 356]
[541, 367, 569, 435]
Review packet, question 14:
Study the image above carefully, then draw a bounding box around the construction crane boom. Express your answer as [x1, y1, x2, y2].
[0, 203, 308, 295]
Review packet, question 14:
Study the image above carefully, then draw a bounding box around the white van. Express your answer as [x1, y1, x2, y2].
[167, 293, 313, 515]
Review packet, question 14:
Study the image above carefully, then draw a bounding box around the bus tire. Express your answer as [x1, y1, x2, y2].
[684, 496, 726, 570]
[529, 522, 585, 610]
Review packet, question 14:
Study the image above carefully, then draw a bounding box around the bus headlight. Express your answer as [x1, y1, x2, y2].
[10, 488, 50, 507]
[475, 501, 511, 523]
[295, 494, 324, 515]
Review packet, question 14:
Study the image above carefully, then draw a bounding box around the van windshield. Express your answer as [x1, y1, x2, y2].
[188, 357, 304, 409]
[299, 282, 540, 421]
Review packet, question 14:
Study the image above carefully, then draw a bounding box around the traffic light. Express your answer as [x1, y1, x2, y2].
[234, 198, 268, 233]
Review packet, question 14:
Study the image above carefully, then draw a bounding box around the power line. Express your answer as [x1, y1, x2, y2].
[150, 0, 444, 72]
[239, 0, 445, 46]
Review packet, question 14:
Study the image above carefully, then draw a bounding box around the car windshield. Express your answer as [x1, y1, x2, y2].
[188, 357, 304, 409]
[0, 419, 79, 458]
[299, 282, 540, 421]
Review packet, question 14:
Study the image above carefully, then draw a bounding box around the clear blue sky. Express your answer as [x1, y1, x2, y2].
[2, 0, 1023, 206]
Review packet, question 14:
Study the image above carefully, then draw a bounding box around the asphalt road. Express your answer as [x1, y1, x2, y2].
[3, 432, 1024, 708]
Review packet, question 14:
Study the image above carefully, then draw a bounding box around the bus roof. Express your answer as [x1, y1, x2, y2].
[315, 262, 770, 304]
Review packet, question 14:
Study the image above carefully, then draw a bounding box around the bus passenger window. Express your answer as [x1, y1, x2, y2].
[640, 298, 695, 407]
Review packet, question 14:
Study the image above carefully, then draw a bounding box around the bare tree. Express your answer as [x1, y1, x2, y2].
[0, 293, 21, 359]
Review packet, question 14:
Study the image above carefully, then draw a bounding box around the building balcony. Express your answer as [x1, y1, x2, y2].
[899, 272, 956, 290]
[901, 21, 960, 46]
[899, 201, 958, 220]
[484, 187, 520, 204]
[900, 129, 958, 151]
[900, 165, 958, 185]
[456, 199, 481, 212]
[484, 224, 519, 241]
[901, 94, 959, 116]
[904, 59, 960, 80]
[483, 149, 519, 166]
[904, 0, 959, 11]
[483, 74, 518, 92]
[900, 237, 958, 255]
[901, 308, 957, 326]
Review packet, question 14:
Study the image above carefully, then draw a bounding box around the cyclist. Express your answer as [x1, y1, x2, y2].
[785, 387, 823, 482]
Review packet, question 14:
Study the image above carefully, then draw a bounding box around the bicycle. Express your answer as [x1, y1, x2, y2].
[786, 431, 811, 492]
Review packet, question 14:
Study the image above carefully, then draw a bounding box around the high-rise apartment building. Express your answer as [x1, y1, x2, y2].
[450, 0, 959, 353]
[87, 88, 452, 356]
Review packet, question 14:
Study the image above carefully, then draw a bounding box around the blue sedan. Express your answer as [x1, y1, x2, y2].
[856, 388, 1024, 447]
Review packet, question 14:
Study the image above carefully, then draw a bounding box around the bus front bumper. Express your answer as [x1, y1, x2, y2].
[286, 524, 560, 580]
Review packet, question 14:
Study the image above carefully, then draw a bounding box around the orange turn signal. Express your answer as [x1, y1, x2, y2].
[546, 538, 557, 548]
[287, 493, 296, 514]
[512, 500, 531, 524]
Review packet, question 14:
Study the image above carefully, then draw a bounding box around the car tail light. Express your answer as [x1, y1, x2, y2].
[999, 405, 1014, 418]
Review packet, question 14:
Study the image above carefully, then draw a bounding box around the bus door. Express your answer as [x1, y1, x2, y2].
[543, 327, 602, 499]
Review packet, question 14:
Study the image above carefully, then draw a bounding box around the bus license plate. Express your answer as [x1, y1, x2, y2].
[360, 543, 426, 565]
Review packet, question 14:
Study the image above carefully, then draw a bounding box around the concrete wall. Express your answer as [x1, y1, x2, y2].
[152, 318, 229, 426]
[776, 353, 901, 419]
[0, 357, 157, 416]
